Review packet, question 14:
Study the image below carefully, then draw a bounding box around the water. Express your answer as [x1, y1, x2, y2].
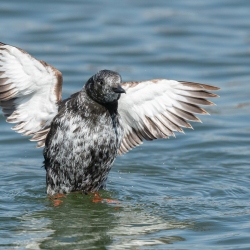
[0, 0, 250, 249]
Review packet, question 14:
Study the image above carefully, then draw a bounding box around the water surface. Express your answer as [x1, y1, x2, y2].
[0, 0, 250, 249]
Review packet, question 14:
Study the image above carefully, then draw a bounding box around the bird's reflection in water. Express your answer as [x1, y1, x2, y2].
[14, 191, 189, 249]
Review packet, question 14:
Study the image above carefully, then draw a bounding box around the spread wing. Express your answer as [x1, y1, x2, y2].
[118, 79, 220, 155]
[0, 42, 63, 147]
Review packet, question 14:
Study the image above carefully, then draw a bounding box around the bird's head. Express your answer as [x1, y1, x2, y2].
[85, 69, 126, 104]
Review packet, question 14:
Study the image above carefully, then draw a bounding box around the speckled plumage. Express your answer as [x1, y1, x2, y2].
[44, 86, 124, 195]
[0, 42, 220, 196]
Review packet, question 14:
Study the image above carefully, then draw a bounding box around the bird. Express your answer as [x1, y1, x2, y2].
[0, 42, 220, 196]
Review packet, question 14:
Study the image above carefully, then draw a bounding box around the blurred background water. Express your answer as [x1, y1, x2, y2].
[0, 0, 249, 249]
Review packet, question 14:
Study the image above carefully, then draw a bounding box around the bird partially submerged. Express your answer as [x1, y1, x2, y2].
[0, 42, 220, 195]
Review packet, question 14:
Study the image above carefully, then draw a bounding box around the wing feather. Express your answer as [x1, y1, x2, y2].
[118, 79, 220, 155]
[0, 42, 63, 147]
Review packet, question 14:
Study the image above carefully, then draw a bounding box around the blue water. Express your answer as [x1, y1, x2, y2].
[0, 0, 250, 249]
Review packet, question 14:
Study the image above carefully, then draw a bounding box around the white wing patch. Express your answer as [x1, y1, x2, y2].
[0, 42, 62, 147]
[118, 79, 220, 154]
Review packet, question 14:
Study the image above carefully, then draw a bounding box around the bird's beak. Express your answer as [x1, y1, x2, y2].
[112, 85, 126, 94]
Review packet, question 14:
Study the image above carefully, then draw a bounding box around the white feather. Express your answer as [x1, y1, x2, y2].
[0, 43, 62, 146]
[118, 79, 219, 154]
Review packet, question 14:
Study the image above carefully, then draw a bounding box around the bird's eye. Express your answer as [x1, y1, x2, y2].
[99, 81, 104, 85]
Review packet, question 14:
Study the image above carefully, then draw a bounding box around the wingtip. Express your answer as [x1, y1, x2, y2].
[213, 86, 221, 91]
[209, 93, 220, 98]
[201, 84, 221, 91]
[196, 116, 202, 123]
[207, 100, 216, 106]
[186, 122, 193, 129]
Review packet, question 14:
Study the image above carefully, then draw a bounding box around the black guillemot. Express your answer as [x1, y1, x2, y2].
[0, 42, 220, 195]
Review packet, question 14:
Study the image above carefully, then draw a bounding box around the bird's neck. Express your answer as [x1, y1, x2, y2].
[78, 89, 118, 116]
[83, 87, 118, 114]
